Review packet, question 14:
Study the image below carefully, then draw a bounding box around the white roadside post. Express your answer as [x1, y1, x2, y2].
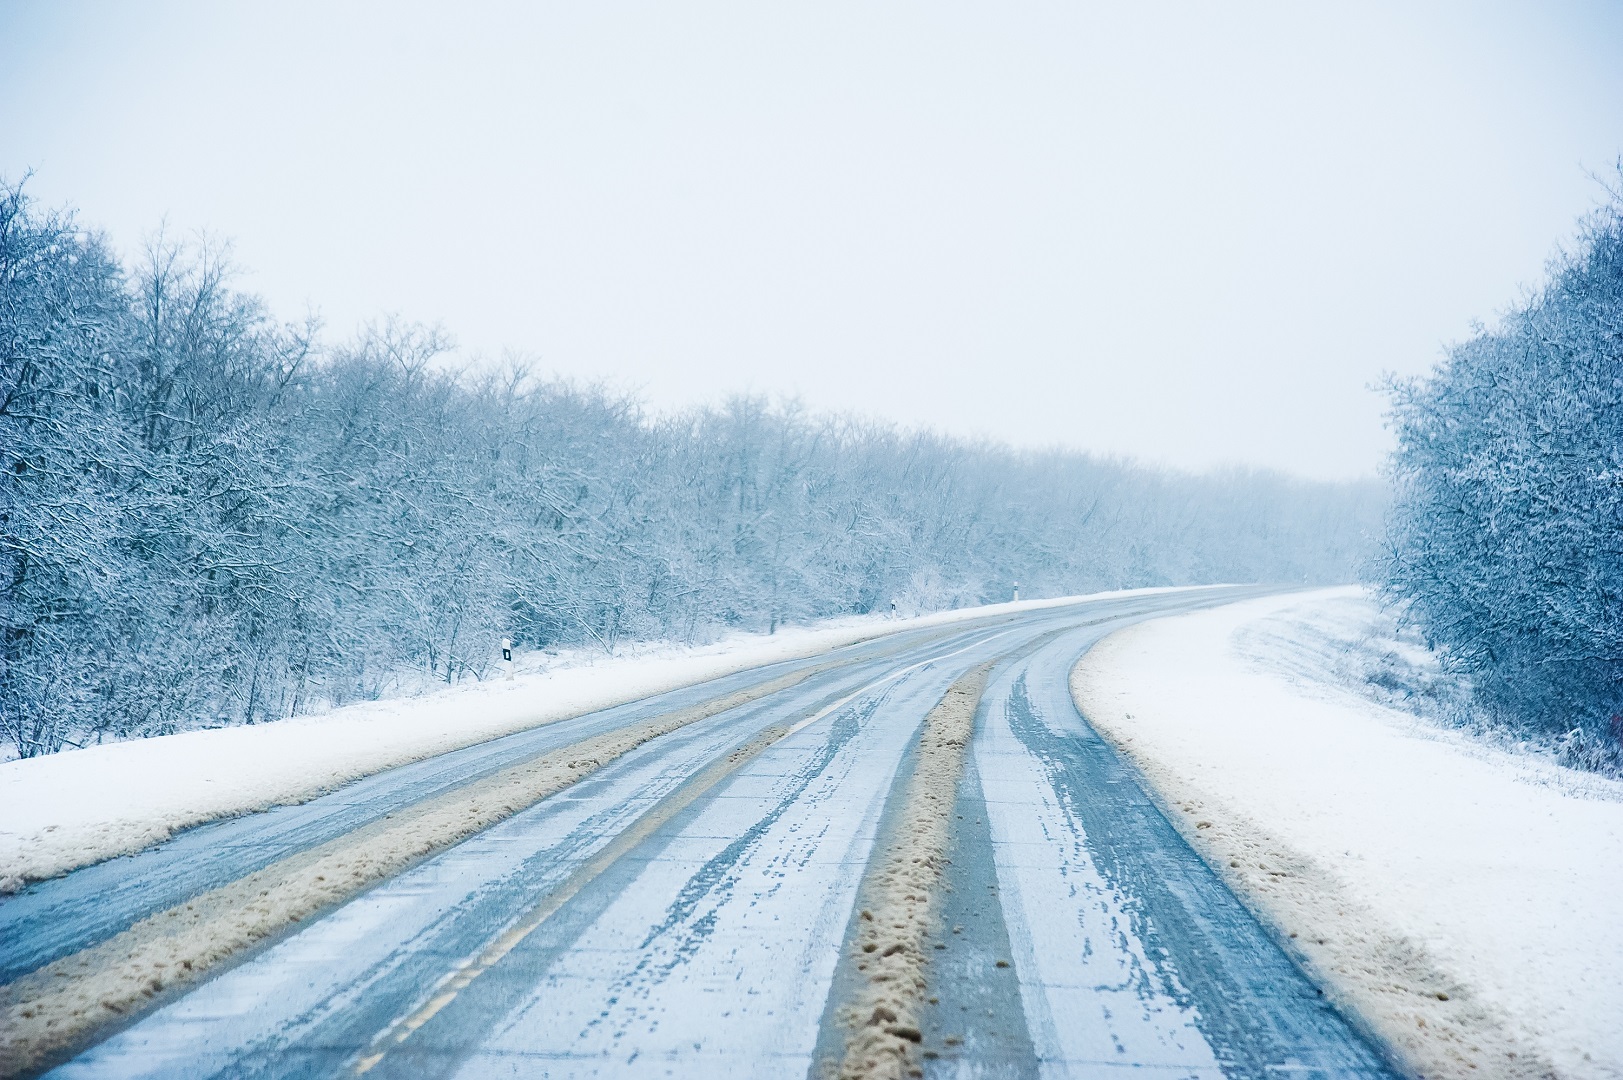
[501, 637, 514, 681]
[1012, 581, 1020, 602]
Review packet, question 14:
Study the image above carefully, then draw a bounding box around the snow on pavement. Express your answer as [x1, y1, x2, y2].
[0, 589, 1197, 892]
[1072, 587, 1623, 1080]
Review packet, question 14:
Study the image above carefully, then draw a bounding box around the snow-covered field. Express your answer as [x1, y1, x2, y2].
[0, 589, 1192, 893]
[1073, 587, 1623, 1080]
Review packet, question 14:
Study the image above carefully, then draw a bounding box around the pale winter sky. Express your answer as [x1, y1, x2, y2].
[3, 2, 1621, 479]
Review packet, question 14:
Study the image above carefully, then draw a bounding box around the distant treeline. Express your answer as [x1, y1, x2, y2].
[1, 184, 1381, 757]
[1380, 180, 1623, 772]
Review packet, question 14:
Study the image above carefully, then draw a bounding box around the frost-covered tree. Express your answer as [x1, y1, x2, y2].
[1, 181, 1384, 757]
[1380, 179, 1623, 768]
[0, 186, 136, 755]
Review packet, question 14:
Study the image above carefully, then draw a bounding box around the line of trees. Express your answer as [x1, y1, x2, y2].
[1379, 180, 1623, 772]
[2, 183, 1382, 758]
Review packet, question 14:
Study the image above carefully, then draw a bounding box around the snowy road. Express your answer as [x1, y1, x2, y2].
[12, 591, 1398, 1079]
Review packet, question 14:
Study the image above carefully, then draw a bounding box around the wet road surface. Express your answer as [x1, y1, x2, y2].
[13, 590, 1398, 1079]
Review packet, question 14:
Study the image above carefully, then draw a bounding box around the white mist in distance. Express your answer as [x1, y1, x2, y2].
[3, 0, 1621, 479]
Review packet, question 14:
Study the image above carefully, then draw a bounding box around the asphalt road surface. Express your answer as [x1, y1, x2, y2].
[11, 589, 1399, 1079]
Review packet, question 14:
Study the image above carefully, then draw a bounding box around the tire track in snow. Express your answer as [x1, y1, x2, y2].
[31, 591, 1277, 1079]
[0, 662, 837, 1079]
[347, 628, 1022, 1078]
[985, 642, 1398, 1078]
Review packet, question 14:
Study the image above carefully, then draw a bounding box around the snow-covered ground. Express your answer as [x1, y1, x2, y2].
[0, 589, 1193, 893]
[1073, 587, 1623, 1080]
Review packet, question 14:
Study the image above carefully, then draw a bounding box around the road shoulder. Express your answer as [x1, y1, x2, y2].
[1071, 587, 1623, 1080]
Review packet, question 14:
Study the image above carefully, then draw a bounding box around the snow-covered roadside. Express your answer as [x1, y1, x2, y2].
[1073, 587, 1623, 1080]
[0, 588, 1199, 892]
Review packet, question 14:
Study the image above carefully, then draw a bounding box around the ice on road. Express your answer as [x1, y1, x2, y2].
[32, 591, 1395, 1080]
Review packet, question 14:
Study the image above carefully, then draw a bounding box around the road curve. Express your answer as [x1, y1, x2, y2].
[10, 589, 1398, 1079]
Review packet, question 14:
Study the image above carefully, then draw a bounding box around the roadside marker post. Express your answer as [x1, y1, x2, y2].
[501, 638, 514, 681]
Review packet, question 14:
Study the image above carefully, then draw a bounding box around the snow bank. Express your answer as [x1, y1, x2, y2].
[1073, 587, 1623, 1080]
[0, 589, 1193, 891]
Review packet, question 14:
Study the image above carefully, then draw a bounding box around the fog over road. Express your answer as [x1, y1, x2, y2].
[12, 590, 1397, 1079]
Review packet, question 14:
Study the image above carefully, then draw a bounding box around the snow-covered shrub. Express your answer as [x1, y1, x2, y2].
[1379, 179, 1623, 770]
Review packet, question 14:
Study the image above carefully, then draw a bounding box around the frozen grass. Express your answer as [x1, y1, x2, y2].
[1074, 587, 1623, 1079]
